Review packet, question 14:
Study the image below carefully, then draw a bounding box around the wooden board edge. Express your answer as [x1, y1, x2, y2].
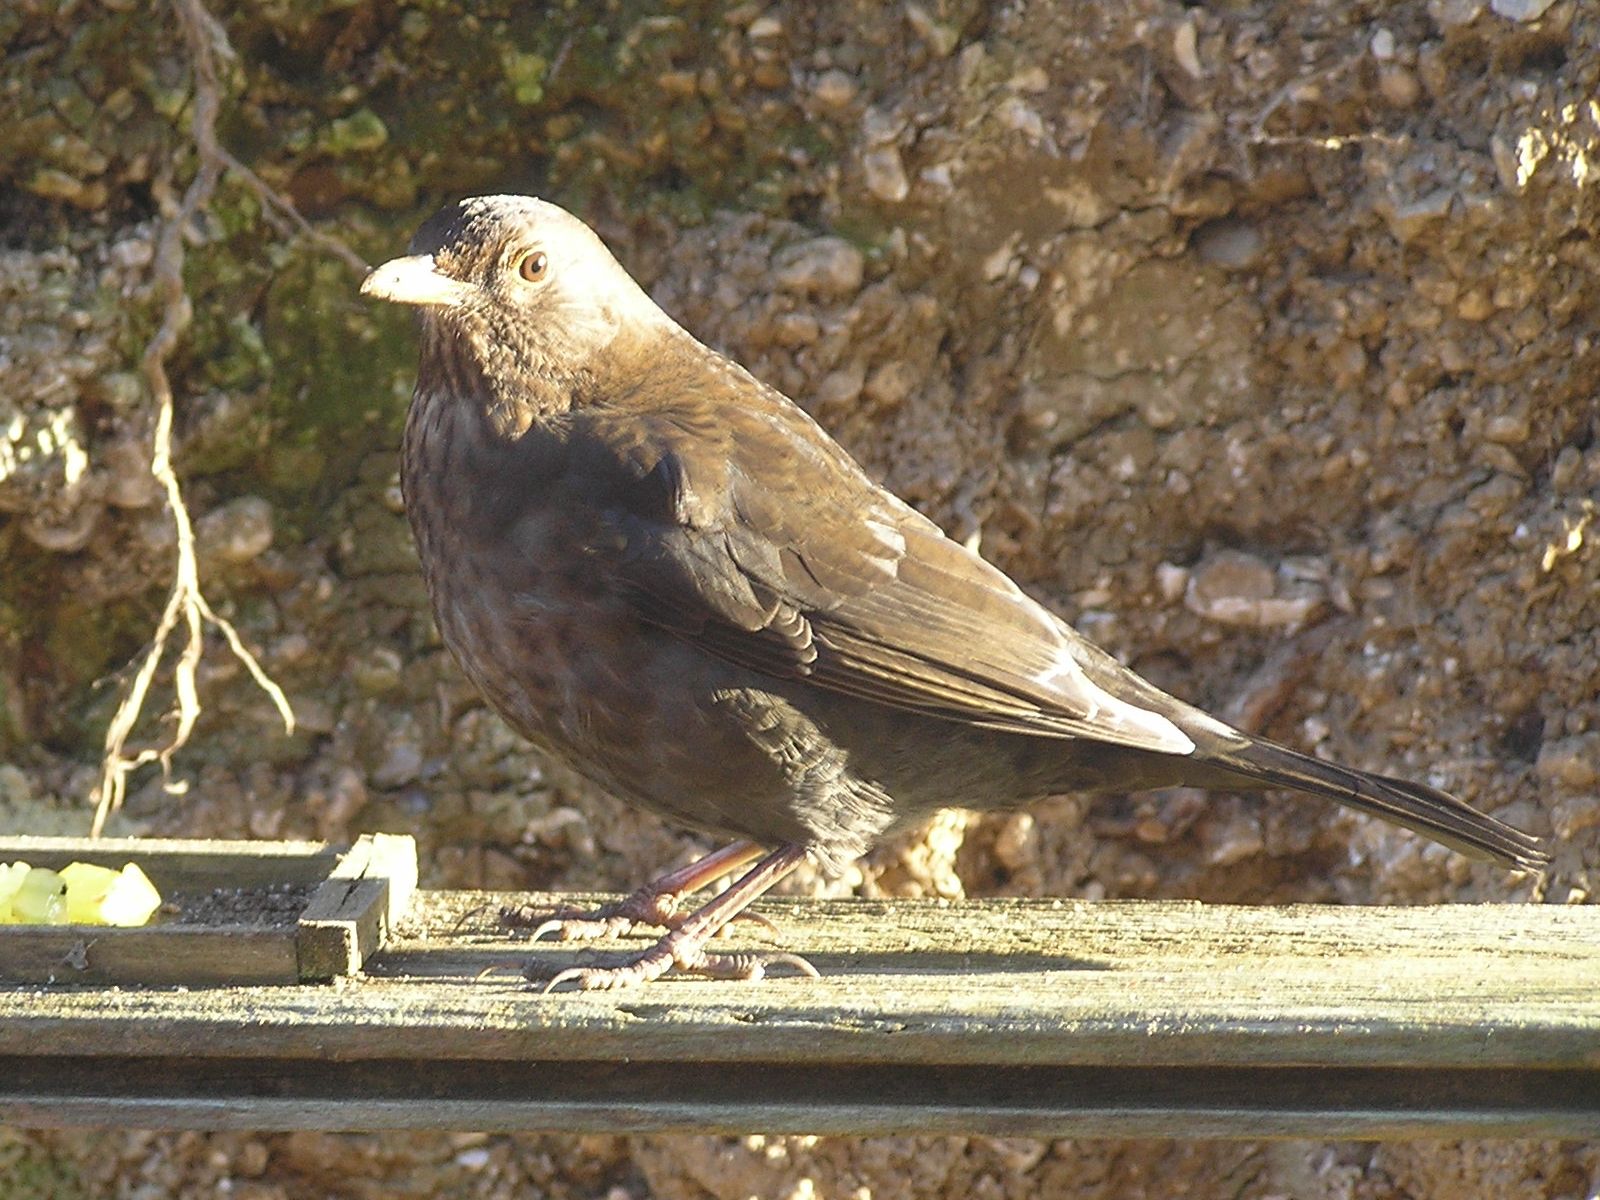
[0, 926, 301, 986]
[296, 834, 420, 981]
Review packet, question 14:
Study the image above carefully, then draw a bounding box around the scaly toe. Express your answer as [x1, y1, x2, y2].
[528, 914, 640, 943]
[539, 950, 675, 992]
[502, 891, 688, 944]
[680, 949, 820, 981]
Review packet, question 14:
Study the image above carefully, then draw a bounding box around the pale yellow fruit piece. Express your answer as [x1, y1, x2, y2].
[60, 861, 122, 924]
[0, 861, 29, 920]
[59, 860, 162, 927]
[11, 866, 67, 924]
[98, 863, 162, 927]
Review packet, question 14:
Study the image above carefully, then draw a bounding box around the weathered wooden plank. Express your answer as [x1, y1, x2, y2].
[1, 1057, 1595, 1139]
[5, 897, 1595, 1070]
[0, 927, 302, 987]
[1, 895, 1593, 1136]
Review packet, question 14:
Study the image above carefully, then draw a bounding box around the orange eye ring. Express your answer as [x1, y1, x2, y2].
[518, 251, 548, 282]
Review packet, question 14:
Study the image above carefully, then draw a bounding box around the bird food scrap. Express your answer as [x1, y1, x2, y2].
[0, 860, 162, 927]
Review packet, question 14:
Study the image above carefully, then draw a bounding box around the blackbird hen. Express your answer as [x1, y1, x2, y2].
[362, 195, 1547, 989]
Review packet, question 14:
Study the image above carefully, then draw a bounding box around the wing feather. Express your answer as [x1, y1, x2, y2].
[579, 343, 1196, 757]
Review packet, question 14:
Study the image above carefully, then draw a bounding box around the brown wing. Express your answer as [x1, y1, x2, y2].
[579, 342, 1198, 757]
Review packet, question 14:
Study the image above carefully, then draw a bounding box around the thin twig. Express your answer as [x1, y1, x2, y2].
[91, 0, 303, 834]
[217, 146, 371, 275]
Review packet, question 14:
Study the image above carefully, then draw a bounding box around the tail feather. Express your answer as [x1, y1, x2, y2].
[1208, 738, 1549, 873]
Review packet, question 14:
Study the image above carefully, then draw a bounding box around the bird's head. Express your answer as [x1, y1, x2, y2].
[361, 195, 666, 375]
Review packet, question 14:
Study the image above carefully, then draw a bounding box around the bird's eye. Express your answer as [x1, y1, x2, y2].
[518, 251, 549, 282]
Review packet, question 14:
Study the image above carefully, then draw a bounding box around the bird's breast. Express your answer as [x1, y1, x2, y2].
[402, 392, 642, 754]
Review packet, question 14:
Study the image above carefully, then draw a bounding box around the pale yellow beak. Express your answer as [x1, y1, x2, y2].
[360, 254, 474, 307]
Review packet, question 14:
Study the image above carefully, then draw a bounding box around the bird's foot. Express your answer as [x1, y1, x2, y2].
[503, 890, 781, 945]
[538, 932, 818, 992]
[502, 886, 687, 944]
[532, 842, 814, 989]
[500, 839, 778, 944]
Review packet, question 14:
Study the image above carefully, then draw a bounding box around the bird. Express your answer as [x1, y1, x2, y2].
[361, 194, 1548, 989]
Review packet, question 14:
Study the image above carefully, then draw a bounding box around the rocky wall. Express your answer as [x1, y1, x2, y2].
[2, 1, 1597, 1196]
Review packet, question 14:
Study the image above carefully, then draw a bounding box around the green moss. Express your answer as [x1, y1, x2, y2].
[262, 252, 412, 437]
[0, 535, 151, 754]
[212, 314, 274, 390]
[217, 0, 834, 228]
[500, 48, 548, 106]
[322, 108, 389, 156]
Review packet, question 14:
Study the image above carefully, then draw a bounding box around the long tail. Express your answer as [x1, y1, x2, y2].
[1208, 738, 1549, 873]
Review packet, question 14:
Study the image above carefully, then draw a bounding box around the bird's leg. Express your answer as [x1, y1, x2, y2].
[540, 843, 817, 990]
[503, 839, 766, 943]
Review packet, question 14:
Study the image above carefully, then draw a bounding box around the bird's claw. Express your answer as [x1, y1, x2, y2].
[692, 949, 818, 982]
[726, 908, 782, 937]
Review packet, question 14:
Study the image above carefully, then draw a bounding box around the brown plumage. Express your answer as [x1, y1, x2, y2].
[362, 195, 1547, 989]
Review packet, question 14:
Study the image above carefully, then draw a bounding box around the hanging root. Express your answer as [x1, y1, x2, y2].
[91, 0, 368, 834]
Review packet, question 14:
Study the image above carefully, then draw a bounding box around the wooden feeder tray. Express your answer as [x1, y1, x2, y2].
[0, 833, 417, 985]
